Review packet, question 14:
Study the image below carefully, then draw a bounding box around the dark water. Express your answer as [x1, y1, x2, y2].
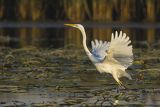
[0, 47, 160, 106]
[0, 23, 160, 48]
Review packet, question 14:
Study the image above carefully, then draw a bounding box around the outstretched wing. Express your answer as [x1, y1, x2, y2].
[91, 40, 110, 61]
[106, 31, 133, 68]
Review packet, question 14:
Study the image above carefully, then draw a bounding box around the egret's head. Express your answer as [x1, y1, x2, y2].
[64, 24, 84, 30]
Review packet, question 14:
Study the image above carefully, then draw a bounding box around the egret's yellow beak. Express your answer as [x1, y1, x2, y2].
[64, 24, 76, 27]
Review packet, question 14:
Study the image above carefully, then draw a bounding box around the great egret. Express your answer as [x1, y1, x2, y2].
[65, 24, 133, 87]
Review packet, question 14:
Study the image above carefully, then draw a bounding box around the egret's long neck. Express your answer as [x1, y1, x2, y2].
[80, 28, 91, 56]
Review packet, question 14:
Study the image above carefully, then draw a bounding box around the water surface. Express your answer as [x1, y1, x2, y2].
[0, 47, 160, 106]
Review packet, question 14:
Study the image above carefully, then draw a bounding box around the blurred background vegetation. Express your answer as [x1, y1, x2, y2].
[0, 0, 159, 48]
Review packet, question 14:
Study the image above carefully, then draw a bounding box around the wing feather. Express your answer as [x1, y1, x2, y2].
[91, 41, 95, 49]
[91, 40, 110, 61]
[91, 31, 133, 68]
[105, 31, 133, 68]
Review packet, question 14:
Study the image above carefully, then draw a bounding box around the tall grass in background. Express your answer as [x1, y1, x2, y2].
[64, 0, 86, 48]
[146, 0, 155, 44]
[17, 0, 44, 47]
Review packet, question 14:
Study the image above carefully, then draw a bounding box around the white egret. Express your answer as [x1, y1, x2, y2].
[65, 24, 133, 87]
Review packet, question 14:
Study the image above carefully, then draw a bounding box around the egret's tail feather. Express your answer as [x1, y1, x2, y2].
[117, 69, 132, 80]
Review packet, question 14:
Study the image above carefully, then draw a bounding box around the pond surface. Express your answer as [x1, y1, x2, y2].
[0, 24, 160, 49]
[0, 47, 160, 106]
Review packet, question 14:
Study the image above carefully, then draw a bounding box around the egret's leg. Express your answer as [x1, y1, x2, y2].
[114, 77, 122, 93]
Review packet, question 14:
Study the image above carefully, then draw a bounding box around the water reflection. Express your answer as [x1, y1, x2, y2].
[0, 28, 65, 48]
[0, 26, 159, 48]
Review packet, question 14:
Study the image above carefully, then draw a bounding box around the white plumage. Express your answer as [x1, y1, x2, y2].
[92, 31, 133, 86]
[65, 24, 133, 86]
[91, 40, 110, 61]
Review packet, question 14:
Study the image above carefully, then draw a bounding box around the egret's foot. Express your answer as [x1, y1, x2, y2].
[118, 81, 128, 90]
